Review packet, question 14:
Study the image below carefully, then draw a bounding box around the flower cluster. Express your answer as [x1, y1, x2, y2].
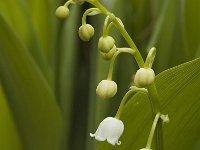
[56, 0, 168, 149]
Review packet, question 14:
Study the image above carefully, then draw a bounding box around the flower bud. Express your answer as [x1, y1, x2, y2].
[96, 80, 117, 99]
[90, 117, 124, 145]
[55, 6, 69, 19]
[140, 148, 151, 150]
[79, 24, 94, 41]
[134, 68, 155, 87]
[100, 45, 116, 60]
[98, 36, 115, 53]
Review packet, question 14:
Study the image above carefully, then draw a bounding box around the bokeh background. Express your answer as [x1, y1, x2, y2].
[0, 0, 200, 150]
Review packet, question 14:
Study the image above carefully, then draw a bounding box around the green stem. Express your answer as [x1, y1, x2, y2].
[146, 113, 161, 149]
[103, 16, 110, 36]
[106, 22, 114, 34]
[147, 83, 163, 150]
[82, 8, 100, 25]
[107, 48, 135, 80]
[115, 89, 135, 119]
[144, 47, 156, 68]
[64, 0, 73, 7]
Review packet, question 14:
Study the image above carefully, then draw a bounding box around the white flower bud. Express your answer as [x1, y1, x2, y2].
[98, 36, 115, 53]
[55, 6, 69, 19]
[140, 148, 151, 150]
[96, 80, 117, 99]
[90, 117, 124, 145]
[100, 45, 116, 60]
[78, 24, 94, 41]
[134, 68, 155, 87]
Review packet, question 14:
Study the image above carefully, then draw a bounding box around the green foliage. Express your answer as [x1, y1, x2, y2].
[0, 0, 200, 150]
[98, 57, 200, 150]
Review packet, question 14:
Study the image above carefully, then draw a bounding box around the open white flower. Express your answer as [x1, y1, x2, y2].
[90, 117, 124, 146]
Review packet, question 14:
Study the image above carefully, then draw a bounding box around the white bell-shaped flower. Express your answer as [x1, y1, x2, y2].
[90, 117, 124, 146]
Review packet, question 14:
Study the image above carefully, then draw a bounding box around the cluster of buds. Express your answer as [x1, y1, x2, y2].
[56, 1, 165, 148]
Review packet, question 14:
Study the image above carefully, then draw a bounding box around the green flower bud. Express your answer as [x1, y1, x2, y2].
[134, 68, 155, 87]
[96, 80, 117, 99]
[98, 36, 115, 53]
[100, 45, 116, 60]
[79, 24, 94, 41]
[55, 6, 69, 19]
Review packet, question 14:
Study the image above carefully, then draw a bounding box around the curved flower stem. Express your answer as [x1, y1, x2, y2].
[144, 47, 156, 68]
[115, 89, 135, 119]
[64, 0, 73, 7]
[146, 112, 161, 149]
[147, 83, 163, 150]
[107, 48, 135, 80]
[103, 16, 110, 36]
[82, 8, 101, 25]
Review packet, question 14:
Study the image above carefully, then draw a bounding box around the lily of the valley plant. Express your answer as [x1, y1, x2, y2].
[56, 0, 169, 149]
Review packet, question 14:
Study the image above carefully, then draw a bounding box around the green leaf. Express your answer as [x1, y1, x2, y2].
[185, 0, 200, 58]
[27, 0, 59, 66]
[0, 85, 23, 150]
[98, 57, 200, 150]
[0, 14, 62, 150]
[146, 0, 200, 72]
[0, 0, 53, 85]
[55, 6, 81, 150]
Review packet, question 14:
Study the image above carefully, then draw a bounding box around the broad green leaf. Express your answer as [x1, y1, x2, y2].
[185, 0, 200, 58]
[0, 85, 23, 150]
[55, 6, 81, 150]
[0, 0, 52, 85]
[0, 14, 62, 150]
[98, 57, 200, 150]
[146, 0, 200, 73]
[27, 0, 59, 67]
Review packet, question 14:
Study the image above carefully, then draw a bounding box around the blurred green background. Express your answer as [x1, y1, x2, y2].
[0, 0, 200, 150]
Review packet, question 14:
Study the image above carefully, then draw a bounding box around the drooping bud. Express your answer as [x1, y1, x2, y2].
[134, 68, 155, 87]
[79, 24, 94, 41]
[98, 36, 115, 53]
[55, 6, 69, 19]
[96, 80, 117, 99]
[100, 45, 116, 60]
